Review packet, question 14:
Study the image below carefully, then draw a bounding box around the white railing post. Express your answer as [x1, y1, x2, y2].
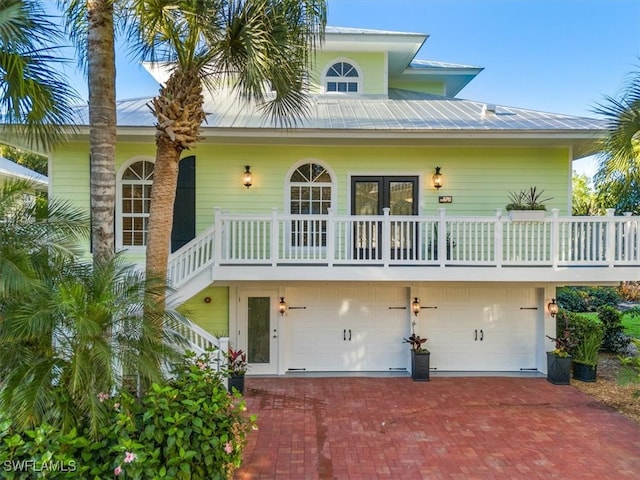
[624, 212, 633, 263]
[494, 209, 503, 267]
[271, 208, 279, 266]
[382, 207, 391, 267]
[327, 208, 335, 266]
[214, 207, 223, 266]
[551, 209, 560, 268]
[438, 208, 447, 267]
[606, 208, 616, 267]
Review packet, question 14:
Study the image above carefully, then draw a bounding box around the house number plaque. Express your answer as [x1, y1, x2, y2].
[438, 196, 453, 204]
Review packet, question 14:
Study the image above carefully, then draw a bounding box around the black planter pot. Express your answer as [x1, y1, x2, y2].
[228, 375, 245, 394]
[411, 351, 430, 382]
[573, 362, 597, 382]
[546, 352, 572, 385]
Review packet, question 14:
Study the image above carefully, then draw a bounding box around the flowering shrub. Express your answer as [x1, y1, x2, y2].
[0, 349, 256, 479]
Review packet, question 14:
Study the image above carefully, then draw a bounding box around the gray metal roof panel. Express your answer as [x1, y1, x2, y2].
[83, 89, 604, 133]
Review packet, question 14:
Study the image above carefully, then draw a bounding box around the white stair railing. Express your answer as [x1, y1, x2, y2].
[167, 224, 217, 288]
[171, 320, 229, 372]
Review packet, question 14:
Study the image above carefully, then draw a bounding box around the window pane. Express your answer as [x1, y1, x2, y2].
[355, 181, 379, 215]
[248, 297, 271, 363]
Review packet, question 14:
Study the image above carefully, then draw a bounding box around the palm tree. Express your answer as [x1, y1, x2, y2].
[61, 0, 118, 263]
[0, 0, 79, 150]
[593, 66, 640, 213]
[0, 181, 187, 437]
[128, 0, 326, 299]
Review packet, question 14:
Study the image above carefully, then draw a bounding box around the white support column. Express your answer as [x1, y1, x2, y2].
[382, 207, 391, 267]
[438, 208, 447, 268]
[551, 208, 560, 269]
[494, 209, 503, 267]
[606, 208, 616, 267]
[327, 208, 335, 267]
[271, 208, 279, 266]
[214, 207, 222, 267]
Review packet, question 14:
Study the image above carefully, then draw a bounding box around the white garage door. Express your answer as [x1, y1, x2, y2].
[422, 287, 538, 371]
[286, 285, 410, 372]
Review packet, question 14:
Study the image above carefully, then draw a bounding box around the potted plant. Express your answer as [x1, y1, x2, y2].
[571, 321, 605, 382]
[505, 186, 552, 220]
[403, 332, 430, 381]
[225, 347, 248, 394]
[546, 311, 576, 385]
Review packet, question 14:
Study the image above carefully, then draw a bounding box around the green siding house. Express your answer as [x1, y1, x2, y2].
[49, 27, 633, 376]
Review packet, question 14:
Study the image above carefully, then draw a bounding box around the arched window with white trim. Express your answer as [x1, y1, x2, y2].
[288, 162, 334, 248]
[117, 159, 154, 248]
[324, 60, 361, 93]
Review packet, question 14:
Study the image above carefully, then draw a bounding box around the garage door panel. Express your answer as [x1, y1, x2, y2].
[423, 287, 538, 371]
[288, 287, 409, 372]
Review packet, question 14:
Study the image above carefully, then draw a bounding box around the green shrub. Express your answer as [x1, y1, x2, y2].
[557, 287, 589, 312]
[557, 286, 621, 312]
[0, 349, 256, 479]
[564, 312, 604, 364]
[598, 306, 632, 354]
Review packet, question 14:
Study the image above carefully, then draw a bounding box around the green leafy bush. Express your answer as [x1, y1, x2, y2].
[561, 311, 605, 364]
[0, 349, 256, 479]
[557, 286, 621, 312]
[598, 306, 632, 354]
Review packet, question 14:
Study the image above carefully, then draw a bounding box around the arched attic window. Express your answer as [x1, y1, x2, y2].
[324, 61, 361, 93]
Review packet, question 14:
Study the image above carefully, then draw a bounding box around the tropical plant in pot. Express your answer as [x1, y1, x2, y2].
[403, 331, 430, 382]
[571, 322, 605, 383]
[225, 347, 248, 394]
[546, 310, 576, 385]
[505, 187, 552, 220]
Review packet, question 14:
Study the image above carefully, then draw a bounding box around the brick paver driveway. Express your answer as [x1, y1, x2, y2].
[235, 376, 640, 479]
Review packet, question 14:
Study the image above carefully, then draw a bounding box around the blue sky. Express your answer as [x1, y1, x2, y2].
[58, 0, 640, 174]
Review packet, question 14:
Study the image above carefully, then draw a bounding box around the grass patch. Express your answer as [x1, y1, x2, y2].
[621, 312, 640, 338]
[572, 311, 640, 338]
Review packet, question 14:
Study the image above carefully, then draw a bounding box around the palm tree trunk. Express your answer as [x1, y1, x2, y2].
[145, 137, 181, 292]
[87, 0, 116, 263]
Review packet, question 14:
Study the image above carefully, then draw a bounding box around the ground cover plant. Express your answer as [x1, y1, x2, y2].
[0, 349, 256, 479]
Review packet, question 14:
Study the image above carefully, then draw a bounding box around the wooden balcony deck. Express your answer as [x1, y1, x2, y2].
[167, 208, 640, 288]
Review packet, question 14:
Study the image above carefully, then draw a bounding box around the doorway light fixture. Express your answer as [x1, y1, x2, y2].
[278, 297, 288, 316]
[432, 166, 443, 190]
[243, 165, 253, 188]
[548, 298, 559, 317]
[411, 297, 421, 316]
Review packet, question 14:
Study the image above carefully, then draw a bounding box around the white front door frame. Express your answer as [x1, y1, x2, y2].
[236, 288, 280, 375]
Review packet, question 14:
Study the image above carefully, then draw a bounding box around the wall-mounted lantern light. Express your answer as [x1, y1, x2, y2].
[411, 297, 421, 316]
[548, 298, 559, 317]
[243, 165, 253, 188]
[432, 166, 443, 190]
[278, 297, 288, 316]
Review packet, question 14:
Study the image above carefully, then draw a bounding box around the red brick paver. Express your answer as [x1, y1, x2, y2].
[235, 377, 640, 479]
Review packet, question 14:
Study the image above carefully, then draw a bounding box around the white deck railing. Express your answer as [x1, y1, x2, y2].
[166, 207, 640, 286]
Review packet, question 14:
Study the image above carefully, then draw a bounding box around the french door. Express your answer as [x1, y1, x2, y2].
[238, 291, 279, 375]
[351, 176, 418, 260]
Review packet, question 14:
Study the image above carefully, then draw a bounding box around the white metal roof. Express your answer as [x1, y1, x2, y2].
[0, 156, 48, 190]
[82, 90, 602, 133]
